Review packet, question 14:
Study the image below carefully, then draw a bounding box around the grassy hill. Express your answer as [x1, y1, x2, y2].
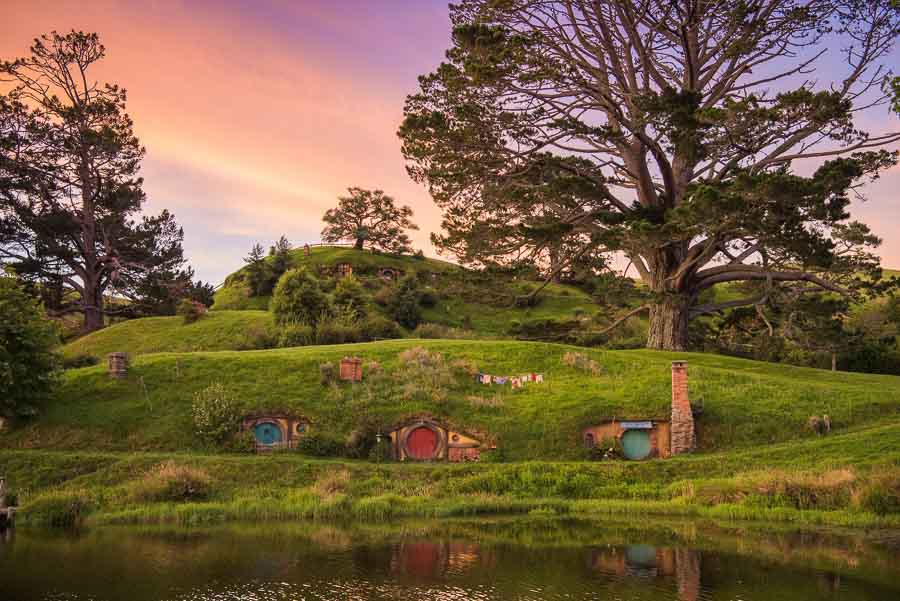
[11, 340, 900, 457]
[61, 311, 274, 360]
[5, 339, 900, 527]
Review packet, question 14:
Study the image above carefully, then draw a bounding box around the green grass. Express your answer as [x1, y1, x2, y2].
[2, 420, 898, 528]
[8, 340, 900, 456]
[61, 310, 274, 360]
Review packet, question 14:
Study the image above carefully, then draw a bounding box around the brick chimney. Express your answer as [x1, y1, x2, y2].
[670, 360, 694, 455]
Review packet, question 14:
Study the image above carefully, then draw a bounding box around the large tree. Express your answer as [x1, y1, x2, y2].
[0, 31, 187, 331]
[399, 0, 900, 350]
[321, 187, 418, 253]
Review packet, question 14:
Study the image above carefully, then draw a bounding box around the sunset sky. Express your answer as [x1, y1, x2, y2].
[4, 0, 899, 283]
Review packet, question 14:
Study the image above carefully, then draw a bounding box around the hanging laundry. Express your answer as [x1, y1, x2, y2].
[493, 376, 508, 385]
[481, 374, 492, 385]
[535, 374, 544, 383]
[530, 373, 537, 382]
[520, 375, 530, 384]
[511, 377, 522, 389]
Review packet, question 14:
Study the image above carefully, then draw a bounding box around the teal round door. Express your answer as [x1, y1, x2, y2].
[621, 429, 651, 460]
[254, 422, 283, 446]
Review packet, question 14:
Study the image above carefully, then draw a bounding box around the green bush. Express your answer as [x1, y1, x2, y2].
[192, 383, 240, 444]
[316, 321, 363, 344]
[361, 315, 402, 340]
[319, 361, 338, 386]
[271, 268, 330, 327]
[236, 323, 278, 350]
[388, 275, 423, 329]
[333, 276, 369, 318]
[0, 276, 60, 417]
[277, 322, 314, 348]
[857, 473, 900, 516]
[296, 432, 345, 457]
[130, 461, 213, 502]
[176, 298, 205, 324]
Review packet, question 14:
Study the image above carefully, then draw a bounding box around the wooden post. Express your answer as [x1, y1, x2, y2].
[108, 352, 129, 378]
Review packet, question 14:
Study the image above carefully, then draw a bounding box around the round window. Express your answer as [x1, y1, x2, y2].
[254, 422, 283, 446]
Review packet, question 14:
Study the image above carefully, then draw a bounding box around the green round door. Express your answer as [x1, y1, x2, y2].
[254, 422, 283, 446]
[621, 429, 651, 460]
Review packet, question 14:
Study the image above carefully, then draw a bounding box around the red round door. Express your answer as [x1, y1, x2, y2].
[407, 426, 438, 459]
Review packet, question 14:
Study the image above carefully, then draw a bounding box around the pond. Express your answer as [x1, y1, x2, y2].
[0, 517, 898, 600]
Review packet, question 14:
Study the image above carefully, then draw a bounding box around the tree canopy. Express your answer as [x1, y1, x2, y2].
[0, 275, 59, 417]
[399, 0, 900, 350]
[0, 31, 188, 332]
[321, 187, 418, 253]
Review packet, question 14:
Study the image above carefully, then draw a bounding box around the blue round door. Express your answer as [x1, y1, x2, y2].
[254, 422, 283, 445]
[621, 429, 651, 460]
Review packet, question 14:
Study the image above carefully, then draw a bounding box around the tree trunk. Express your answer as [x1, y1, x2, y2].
[647, 296, 690, 351]
[82, 284, 104, 332]
[354, 237, 364, 250]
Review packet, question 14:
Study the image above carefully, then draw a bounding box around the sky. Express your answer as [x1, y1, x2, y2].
[3, 0, 899, 283]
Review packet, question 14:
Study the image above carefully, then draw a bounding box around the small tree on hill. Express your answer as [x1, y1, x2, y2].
[242, 243, 273, 296]
[321, 187, 418, 253]
[269, 235, 293, 279]
[0, 275, 59, 417]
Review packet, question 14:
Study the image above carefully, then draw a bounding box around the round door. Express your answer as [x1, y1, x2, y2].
[621, 429, 651, 460]
[406, 426, 438, 459]
[254, 422, 283, 446]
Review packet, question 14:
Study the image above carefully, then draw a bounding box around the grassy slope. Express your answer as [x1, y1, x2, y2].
[61, 311, 274, 360]
[2, 420, 898, 528]
[8, 340, 900, 457]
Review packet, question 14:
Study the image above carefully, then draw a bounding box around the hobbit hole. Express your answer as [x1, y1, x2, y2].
[389, 419, 483, 462]
[241, 414, 309, 451]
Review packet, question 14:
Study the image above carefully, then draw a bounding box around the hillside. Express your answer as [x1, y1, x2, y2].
[61, 311, 275, 360]
[10, 340, 900, 458]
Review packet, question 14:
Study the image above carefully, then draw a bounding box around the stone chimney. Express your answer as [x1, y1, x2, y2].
[670, 360, 694, 455]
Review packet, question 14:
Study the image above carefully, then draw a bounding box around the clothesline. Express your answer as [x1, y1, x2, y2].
[474, 372, 545, 389]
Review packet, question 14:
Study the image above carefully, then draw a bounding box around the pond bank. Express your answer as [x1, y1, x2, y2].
[4, 441, 899, 531]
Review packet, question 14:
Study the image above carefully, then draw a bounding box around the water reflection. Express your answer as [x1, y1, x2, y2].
[0, 518, 897, 601]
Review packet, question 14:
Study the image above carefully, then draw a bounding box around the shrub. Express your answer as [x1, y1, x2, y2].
[176, 298, 205, 324]
[413, 323, 476, 339]
[236, 323, 278, 350]
[192, 383, 240, 444]
[369, 436, 394, 461]
[319, 362, 337, 386]
[562, 351, 602, 376]
[315, 321, 363, 345]
[61, 353, 99, 369]
[271, 268, 330, 326]
[297, 432, 345, 457]
[360, 315, 402, 340]
[277, 322, 314, 348]
[130, 462, 213, 503]
[856, 473, 900, 516]
[396, 346, 455, 403]
[0, 276, 60, 417]
[223, 430, 256, 454]
[373, 286, 393, 307]
[388, 275, 422, 329]
[333, 276, 369, 318]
